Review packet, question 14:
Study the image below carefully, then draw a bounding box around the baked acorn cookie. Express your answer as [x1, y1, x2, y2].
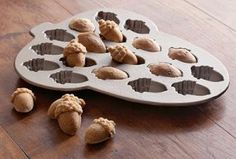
[93, 66, 128, 80]
[69, 18, 95, 32]
[98, 19, 124, 42]
[85, 117, 116, 144]
[148, 63, 182, 77]
[48, 94, 86, 135]
[132, 37, 161, 52]
[63, 39, 87, 67]
[168, 47, 197, 63]
[78, 32, 106, 53]
[108, 44, 138, 64]
[11, 88, 36, 113]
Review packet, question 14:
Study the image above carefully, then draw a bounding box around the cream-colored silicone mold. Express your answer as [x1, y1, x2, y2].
[15, 9, 229, 106]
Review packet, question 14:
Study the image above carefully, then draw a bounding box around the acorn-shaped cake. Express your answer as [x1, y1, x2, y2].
[92, 66, 128, 80]
[11, 88, 36, 113]
[48, 94, 86, 135]
[69, 18, 95, 32]
[85, 117, 116, 144]
[148, 63, 182, 77]
[78, 32, 106, 53]
[108, 44, 138, 64]
[63, 39, 87, 67]
[98, 19, 123, 42]
[168, 47, 197, 63]
[132, 37, 161, 52]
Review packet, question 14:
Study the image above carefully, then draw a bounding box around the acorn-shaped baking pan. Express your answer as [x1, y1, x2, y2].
[14, 9, 229, 106]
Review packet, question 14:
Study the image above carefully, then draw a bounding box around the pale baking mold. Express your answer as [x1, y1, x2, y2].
[14, 9, 230, 106]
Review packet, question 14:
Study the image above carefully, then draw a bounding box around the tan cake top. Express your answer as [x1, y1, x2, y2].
[48, 94, 86, 119]
[93, 117, 116, 136]
[11, 87, 36, 103]
[54, 100, 83, 118]
[63, 39, 87, 57]
[108, 44, 138, 64]
[98, 19, 117, 33]
[61, 94, 86, 107]
[98, 19, 123, 42]
[69, 18, 95, 32]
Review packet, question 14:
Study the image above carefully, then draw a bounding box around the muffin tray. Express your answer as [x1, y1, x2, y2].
[15, 9, 229, 106]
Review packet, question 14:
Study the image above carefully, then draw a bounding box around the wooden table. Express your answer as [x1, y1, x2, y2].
[1, 0, 236, 158]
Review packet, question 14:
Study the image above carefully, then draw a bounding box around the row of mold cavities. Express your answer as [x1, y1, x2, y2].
[43, 11, 151, 42]
[48, 70, 210, 96]
[31, 43, 198, 65]
[128, 78, 210, 96]
[96, 11, 150, 34]
[28, 42, 224, 82]
[22, 59, 217, 96]
[23, 58, 223, 83]
[23, 58, 224, 84]
[23, 58, 97, 72]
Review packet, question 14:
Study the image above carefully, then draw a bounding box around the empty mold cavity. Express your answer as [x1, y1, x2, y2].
[172, 80, 210, 96]
[124, 19, 150, 34]
[50, 70, 88, 84]
[45, 29, 75, 42]
[31, 43, 64, 55]
[191, 66, 224, 82]
[23, 58, 60, 72]
[59, 57, 96, 67]
[96, 11, 120, 24]
[128, 78, 167, 93]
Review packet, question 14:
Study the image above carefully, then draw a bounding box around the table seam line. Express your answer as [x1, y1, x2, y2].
[183, 0, 236, 34]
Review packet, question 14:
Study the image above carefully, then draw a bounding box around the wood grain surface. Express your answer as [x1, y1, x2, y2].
[0, 0, 236, 158]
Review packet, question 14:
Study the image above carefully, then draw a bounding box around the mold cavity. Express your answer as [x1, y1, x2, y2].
[191, 66, 224, 82]
[122, 34, 127, 42]
[128, 78, 167, 93]
[96, 11, 120, 24]
[172, 80, 210, 96]
[59, 57, 96, 67]
[85, 58, 97, 67]
[50, 70, 88, 84]
[31, 43, 64, 55]
[45, 29, 75, 42]
[136, 55, 145, 65]
[23, 58, 60, 72]
[124, 19, 150, 34]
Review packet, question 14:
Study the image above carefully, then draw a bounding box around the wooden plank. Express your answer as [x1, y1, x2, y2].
[4, 91, 236, 159]
[0, 126, 27, 159]
[184, 0, 236, 31]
